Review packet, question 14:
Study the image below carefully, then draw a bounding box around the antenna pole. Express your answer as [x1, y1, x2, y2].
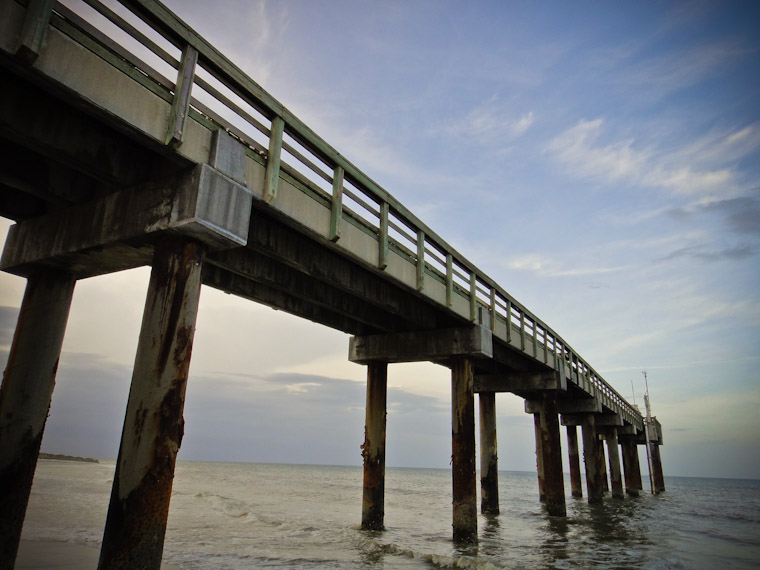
[642, 370, 655, 494]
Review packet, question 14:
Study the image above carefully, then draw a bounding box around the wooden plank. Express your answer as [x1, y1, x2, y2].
[329, 165, 344, 241]
[378, 201, 389, 270]
[264, 115, 284, 203]
[16, 0, 54, 64]
[165, 43, 198, 146]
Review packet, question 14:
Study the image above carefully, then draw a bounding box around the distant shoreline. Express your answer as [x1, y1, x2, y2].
[39, 453, 99, 464]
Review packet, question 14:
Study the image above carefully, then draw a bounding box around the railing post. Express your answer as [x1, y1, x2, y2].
[378, 202, 389, 270]
[263, 116, 285, 203]
[416, 231, 425, 291]
[329, 165, 344, 241]
[15, 0, 54, 64]
[445, 254, 453, 307]
[469, 272, 477, 321]
[165, 44, 198, 147]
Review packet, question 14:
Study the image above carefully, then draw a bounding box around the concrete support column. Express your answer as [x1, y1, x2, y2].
[600, 442, 609, 493]
[581, 416, 604, 503]
[651, 444, 665, 493]
[566, 425, 583, 498]
[451, 357, 477, 543]
[620, 438, 642, 496]
[605, 429, 624, 499]
[98, 238, 205, 570]
[478, 392, 499, 514]
[532, 412, 545, 501]
[361, 361, 388, 530]
[0, 269, 75, 570]
[535, 393, 566, 517]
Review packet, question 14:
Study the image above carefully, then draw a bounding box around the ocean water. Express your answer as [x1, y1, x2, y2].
[22, 460, 760, 569]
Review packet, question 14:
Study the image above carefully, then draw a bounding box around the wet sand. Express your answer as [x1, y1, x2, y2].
[16, 540, 182, 569]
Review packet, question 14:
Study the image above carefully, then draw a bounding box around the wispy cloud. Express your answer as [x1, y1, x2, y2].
[505, 252, 629, 278]
[547, 118, 759, 197]
[444, 98, 535, 146]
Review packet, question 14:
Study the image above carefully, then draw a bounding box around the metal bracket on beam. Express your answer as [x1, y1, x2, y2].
[475, 370, 566, 394]
[0, 164, 252, 278]
[15, 0, 54, 64]
[348, 324, 492, 365]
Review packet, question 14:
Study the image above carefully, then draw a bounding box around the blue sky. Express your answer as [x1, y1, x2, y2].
[1, 0, 758, 478]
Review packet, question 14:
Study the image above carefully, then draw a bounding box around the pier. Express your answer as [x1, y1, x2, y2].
[0, 0, 664, 567]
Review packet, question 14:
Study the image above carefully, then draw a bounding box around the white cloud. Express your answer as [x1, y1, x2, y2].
[505, 252, 629, 278]
[444, 98, 535, 146]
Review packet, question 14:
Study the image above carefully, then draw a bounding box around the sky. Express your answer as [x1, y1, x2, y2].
[1, 0, 759, 479]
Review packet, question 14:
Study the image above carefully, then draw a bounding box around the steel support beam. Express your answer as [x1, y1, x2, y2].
[566, 425, 583, 498]
[361, 361, 387, 531]
[581, 416, 605, 503]
[478, 392, 499, 514]
[451, 357, 477, 542]
[98, 238, 205, 570]
[0, 269, 75, 570]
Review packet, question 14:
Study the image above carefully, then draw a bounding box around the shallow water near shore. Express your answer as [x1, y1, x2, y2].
[22, 459, 760, 569]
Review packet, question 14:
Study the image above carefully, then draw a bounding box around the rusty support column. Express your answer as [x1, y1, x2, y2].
[536, 392, 566, 516]
[479, 391, 499, 514]
[620, 438, 642, 496]
[361, 361, 387, 530]
[451, 357, 477, 542]
[581, 416, 604, 503]
[605, 428, 624, 499]
[98, 238, 205, 570]
[566, 425, 583, 498]
[650, 444, 665, 493]
[0, 269, 75, 570]
[533, 412, 545, 501]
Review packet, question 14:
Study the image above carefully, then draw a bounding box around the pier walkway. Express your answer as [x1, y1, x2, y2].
[0, 1, 664, 568]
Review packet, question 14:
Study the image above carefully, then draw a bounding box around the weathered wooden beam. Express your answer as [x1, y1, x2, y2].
[349, 324, 492, 365]
[0, 164, 252, 278]
[165, 44, 198, 147]
[378, 202, 389, 270]
[99, 237, 205, 569]
[534, 393, 566, 516]
[475, 370, 565, 394]
[361, 362, 387, 531]
[0, 268, 75, 569]
[557, 398, 602, 415]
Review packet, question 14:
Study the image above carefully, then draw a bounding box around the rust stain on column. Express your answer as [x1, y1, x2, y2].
[98, 238, 205, 570]
[478, 392, 499, 514]
[566, 425, 583, 498]
[537, 392, 566, 517]
[605, 428, 624, 499]
[621, 438, 642, 496]
[651, 444, 665, 493]
[581, 417, 604, 503]
[0, 269, 75, 570]
[451, 357, 477, 543]
[361, 361, 387, 530]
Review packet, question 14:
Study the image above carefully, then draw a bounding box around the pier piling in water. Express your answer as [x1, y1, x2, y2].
[581, 416, 605, 503]
[566, 425, 583, 498]
[534, 394, 566, 516]
[479, 392, 499, 514]
[361, 361, 388, 530]
[605, 428, 624, 499]
[0, 269, 75, 570]
[620, 437, 642, 496]
[99, 238, 205, 570]
[451, 357, 478, 542]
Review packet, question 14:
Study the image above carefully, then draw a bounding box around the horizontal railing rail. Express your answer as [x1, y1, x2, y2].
[34, 0, 642, 427]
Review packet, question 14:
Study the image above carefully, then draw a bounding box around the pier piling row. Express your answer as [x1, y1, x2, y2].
[0, 0, 663, 565]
